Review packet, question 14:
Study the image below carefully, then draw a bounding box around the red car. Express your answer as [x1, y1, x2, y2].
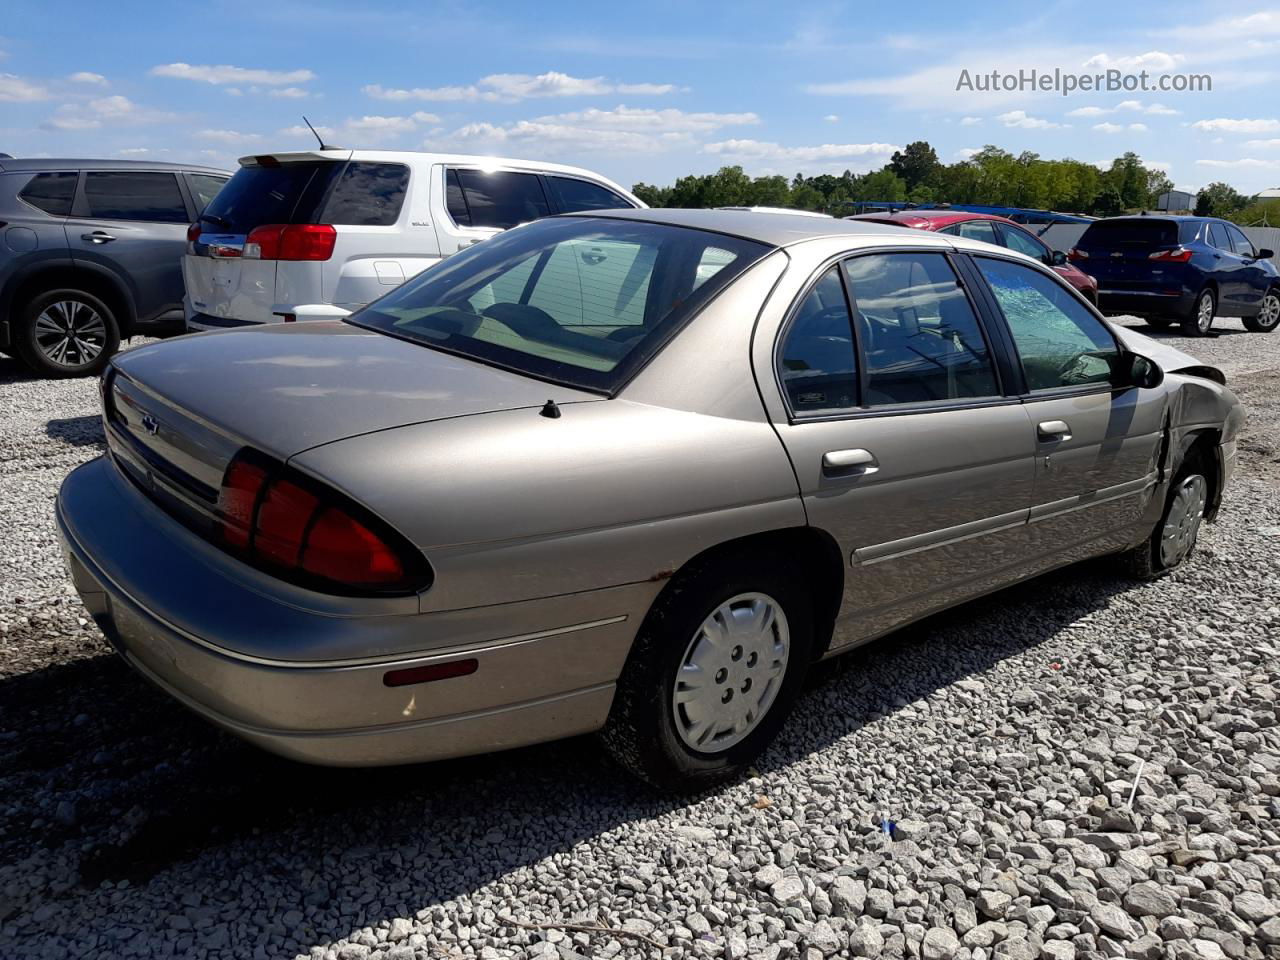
[845, 210, 1098, 303]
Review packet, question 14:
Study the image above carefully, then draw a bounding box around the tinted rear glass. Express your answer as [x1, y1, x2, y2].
[1078, 219, 1178, 248]
[321, 162, 409, 226]
[201, 161, 341, 233]
[453, 169, 550, 229]
[545, 176, 630, 213]
[83, 171, 188, 223]
[351, 217, 770, 393]
[19, 171, 77, 216]
[187, 174, 228, 213]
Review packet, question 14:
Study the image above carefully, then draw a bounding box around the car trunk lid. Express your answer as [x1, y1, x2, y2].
[1071, 218, 1185, 282]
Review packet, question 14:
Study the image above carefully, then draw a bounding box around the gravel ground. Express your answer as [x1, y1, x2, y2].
[1, 319, 1278, 960]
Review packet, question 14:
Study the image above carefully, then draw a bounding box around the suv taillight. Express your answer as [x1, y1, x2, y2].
[243, 223, 337, 261]
[215, 451, 429, 593]
[1149, 247, 1193, 263]
[187, 222, 202, 245]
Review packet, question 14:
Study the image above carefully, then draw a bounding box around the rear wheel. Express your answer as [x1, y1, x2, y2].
[1120, 451, 1209, 580]
[599, 552, 813, 790]
[1180, 288, 1215, 337]
[1243, 288, 1280, 333]
[15, 288, 120, 377]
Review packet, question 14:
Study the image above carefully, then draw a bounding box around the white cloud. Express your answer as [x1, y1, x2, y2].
[997, 109, 1064, 129]
[1192, 117, 1280, 134]
[1094, 122, 1124, 134]
[347, 112, 440, 134]
[1145, 103, 1180, 116]
[702, 139, 900, 165]
[824, 114, 839, 123]
[1067, 106, 1108, 117]
[68, 71, 106, 85]
[1129, 123, 1149, 132]
[269, 87, 310, 99]
[196, 129, 263, 144]
[1082, 51, 1185, 71]
[116, 148, 151, 156]
[1196, 157, 1280, 169]
[277, 111, 443, 144]
[364, 71, 677, 103]
[150, 62, 315, 86]
[960, 116, 982, 126]
[0, 73, 48, 102]
[46, 95, 173, 130]
[1245, 138, 1280, 149]
[281, 123, 335, 139]
[1068, 100, 1177, 119]
[957, 147, 980, 159]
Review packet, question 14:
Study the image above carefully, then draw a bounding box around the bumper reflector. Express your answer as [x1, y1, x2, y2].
[383, 658, 479, 688]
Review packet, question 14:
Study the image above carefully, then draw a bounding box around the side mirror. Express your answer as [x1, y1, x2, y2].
[1116, 353, 1163, 390]
[1050, 250, 1068, 266]
[1257, 248, 1274, 259]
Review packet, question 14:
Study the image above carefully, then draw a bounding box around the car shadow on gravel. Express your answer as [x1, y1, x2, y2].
[0, 554, 1138, 954]
[45, 415, 105, 449]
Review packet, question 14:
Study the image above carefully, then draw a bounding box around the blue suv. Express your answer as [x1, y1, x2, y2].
[1068, 215, 1280, 336]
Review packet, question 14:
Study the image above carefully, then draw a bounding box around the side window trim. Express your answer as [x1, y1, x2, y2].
[772, 258, 859, 420]
[969, 252, 1123, 399]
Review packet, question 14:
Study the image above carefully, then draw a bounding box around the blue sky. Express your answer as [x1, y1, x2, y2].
[2, 0, 1278, 194]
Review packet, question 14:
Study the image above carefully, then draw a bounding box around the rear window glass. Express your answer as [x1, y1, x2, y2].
[200, 161, 341, 233]
[83, 171, 188, 223]
[545, 176, 630, 213]
[1078, 219, 1178, 249]
[19, 171, 77, 216]
[187, 174, 228, 213]
[321, 162, 409, 226]
[451, 169, 550, 230]
[351, 217, 770, 393]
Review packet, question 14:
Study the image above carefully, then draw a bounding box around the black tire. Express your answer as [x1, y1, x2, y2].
[599, 551, 814, 790]
[1120, 450, 1210, 581]
[15, 288, 120, 378]
[1180, 287, 1216, 337]
[1146, 316, 1175, 329]
[1242, 287, 1280, 334]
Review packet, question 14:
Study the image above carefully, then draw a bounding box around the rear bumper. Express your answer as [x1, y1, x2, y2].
[186, 311, 262, 331]
[56, 456, 646, 766]
[1097, 289, 1195, 317]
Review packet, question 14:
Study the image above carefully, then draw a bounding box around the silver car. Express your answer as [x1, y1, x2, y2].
[57, 209, 1245, 788]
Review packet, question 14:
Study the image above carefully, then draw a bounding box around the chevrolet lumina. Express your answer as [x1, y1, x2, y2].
[57, 210, 1244, 788]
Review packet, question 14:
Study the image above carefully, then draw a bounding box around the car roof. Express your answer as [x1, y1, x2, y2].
[1089, 214, 1201, 223]
[0, 157, 230, 175]
[574, 207, 962, 248]
[846, 210, 1020, 229]
[238, 149, 641, 204]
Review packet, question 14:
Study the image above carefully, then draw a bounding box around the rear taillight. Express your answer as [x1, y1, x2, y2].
[244, 223, 337, 261]
[187, 222, 202, 245]
[1149, 247, 1193, 263]
[215, 451, 426, 593]
[1067, 247, 1088, 261]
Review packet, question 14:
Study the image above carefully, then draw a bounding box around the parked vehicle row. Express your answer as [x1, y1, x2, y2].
[57, 210, 1244, 787]
[1066, 215, 1280, 336]
[0, 158, 228, 376]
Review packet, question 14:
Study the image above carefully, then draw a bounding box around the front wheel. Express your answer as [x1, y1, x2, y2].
[1243, 288, 1280, 333]
[1180, 288, 1216, 337]
[15, 289, 120, 377]
[599, 552, 813, 790]
[1120, 453, 1209, 580]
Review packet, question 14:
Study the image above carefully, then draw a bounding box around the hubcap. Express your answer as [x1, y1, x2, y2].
[1196, 293, 1214, 333]
[672, 592, 789, 752]
[1259, 293, 1280, 329]
[1160, 474, 1207, 567]
[34, 300, 107, 368]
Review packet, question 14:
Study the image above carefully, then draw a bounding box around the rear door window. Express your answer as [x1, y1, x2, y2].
[1209, 223, 1232, 251]
[954, 220, 998, 244]
[200, 161, 341, 234]
[545, 176, 630, 213]
[186, 174, 228, 213]
[82, 171, 188, 223]
[451, 169, 550, 229]
[18, 171, 77, 216]
[321, 162, 410, 226]
[778, 267, 858, 414]
[998, 223, 1049, 261]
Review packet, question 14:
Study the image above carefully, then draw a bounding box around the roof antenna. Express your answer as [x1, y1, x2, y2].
[301, 115, 339, 151]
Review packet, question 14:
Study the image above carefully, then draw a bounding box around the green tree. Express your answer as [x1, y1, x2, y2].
[1194, 182, 1248, 217]
[746, 175, 791, 207]
[631, 182, 671, 207]
[888, 141, 941, 190]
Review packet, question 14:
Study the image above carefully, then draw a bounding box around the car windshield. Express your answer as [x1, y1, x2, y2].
[350, 217, 771, 393]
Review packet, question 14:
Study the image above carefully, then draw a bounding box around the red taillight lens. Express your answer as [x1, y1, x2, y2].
[1067, 247, 1088, 261]
[1149, 247, 1193, 263]
[187, 222, 202, 245]
[244, 223, 336, 261]
[215, 452, 425, 593]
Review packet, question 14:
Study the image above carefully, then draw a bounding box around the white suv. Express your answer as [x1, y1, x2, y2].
[183, 150, 644, 330]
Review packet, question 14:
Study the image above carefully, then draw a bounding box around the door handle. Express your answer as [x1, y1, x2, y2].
[822, 448, 879, 475]
[1037, 420, 1072, 442]
[81, 232, 116, 244]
